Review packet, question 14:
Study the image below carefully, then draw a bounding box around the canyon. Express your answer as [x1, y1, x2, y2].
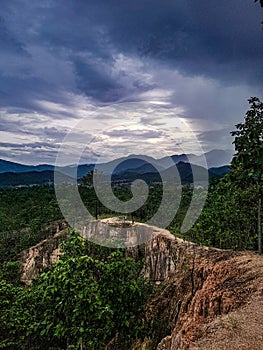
[19, 218, 263, 349]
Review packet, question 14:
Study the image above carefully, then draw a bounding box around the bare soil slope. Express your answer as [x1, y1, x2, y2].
[140, 250, 263, 350]
[191, 292, 263, 350]
[18, 218, 263, 349]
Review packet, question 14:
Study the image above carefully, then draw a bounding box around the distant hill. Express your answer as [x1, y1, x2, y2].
[209, 165, 230, 178]
[203, 150, 233, 168]
[0, 159, 94, 180]
[60, 164, 95, 179]
[95, 154, 161, 175]
[0, 150, 232, 187]
[95, 150, 233, 174]
[0, 170, 55, 187]
[121, 162, 165, 175]
[0, 159, 54, 174]
[112, 161, 228, 185]
[0, 170, 75, 188]
[159, 150, 232, 169]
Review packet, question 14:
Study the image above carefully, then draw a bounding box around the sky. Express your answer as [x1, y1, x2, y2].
[0, 0, 262, 165]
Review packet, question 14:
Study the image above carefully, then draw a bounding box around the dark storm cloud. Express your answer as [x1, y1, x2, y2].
[0, 0, 261, 110]
[69, 0, 263, 87]
[0, 0, 262, 164]
[115, 1, 263, 86]
[198, 127, 234, 151]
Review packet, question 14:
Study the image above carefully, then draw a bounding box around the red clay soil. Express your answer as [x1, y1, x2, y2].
[140, 248, 263, 350]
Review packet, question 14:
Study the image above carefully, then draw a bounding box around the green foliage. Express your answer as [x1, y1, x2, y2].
[189, 175, 258, 250]
[0, 278, 21, 347]
[0, 232, 152, 349]
[185, 97, 263, 251]
[1, 100, 262, 348]
[230, 97, 263, 253]
[230, 97, 263, 185]
[0, 186, 63, 269]
[1, 261, 20, 285]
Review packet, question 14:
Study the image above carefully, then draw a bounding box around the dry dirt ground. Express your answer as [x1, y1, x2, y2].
[190, 253, 263, 350]
[191, 293, 263, 350]
[142, 249, 263, 350]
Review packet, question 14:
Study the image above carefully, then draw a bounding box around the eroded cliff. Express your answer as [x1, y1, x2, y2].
[133, 245, 263, 350]
[18, 218, 263, 349]
[19, 221, 69, 284]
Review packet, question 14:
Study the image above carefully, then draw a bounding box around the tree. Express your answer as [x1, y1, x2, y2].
[0, 232, 152, 349]
[230, 97, 263, 254]
[187, 176, 258, 250]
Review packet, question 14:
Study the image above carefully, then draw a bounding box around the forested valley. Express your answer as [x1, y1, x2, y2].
[0, 98, 262, 349]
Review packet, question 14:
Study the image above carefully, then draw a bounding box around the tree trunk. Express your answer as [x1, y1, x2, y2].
[95, 200, 98, 220]
[258, 194, 262, 254]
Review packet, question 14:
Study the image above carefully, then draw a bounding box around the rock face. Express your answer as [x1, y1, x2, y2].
[19, 218, 177, 284]
[83, 218, 177, 282]
[19, 222, 69, 284]
[136, 248, 263, 350]
[169, 253, 263, 350]
[18, 217, 263, 350]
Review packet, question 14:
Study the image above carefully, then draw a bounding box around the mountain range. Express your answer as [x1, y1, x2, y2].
[0, 150, 232, 187]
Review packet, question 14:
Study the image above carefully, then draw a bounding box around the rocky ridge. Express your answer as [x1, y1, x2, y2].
[18, 218, 263, 349]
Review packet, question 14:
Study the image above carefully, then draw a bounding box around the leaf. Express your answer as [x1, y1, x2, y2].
[40, 329, 46, 336]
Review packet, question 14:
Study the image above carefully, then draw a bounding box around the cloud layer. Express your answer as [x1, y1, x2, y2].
[0, 0, 262, 164]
